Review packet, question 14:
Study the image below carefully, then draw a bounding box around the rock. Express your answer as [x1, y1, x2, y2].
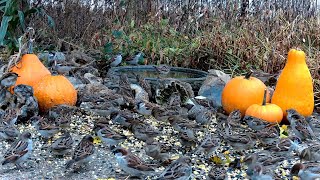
[198, 70, 231, 108]
[83, 73, 103, 84]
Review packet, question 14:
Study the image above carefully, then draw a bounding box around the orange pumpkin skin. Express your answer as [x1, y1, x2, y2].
[34, 75, 77, 112]
[10, 54, 51, 92]
[271, 49, 314, 117]
[245, 89, 283, 123]
[221, 72, 270, 115]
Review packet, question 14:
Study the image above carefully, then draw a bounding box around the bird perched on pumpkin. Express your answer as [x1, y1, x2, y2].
[286, 109, 315, 141]
[65, 135, 95, 170]
[2, 131, 33, 169]
[112, 146, 155, 177]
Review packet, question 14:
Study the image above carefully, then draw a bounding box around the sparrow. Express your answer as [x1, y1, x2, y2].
[0, 122, 20, 141]
[31, 116, 59, 139]
[168, 115, 202, 132]
[167, 92, 182, 107]
[65, 135, 95, 169]
[118, 73, 135, 99]
[50, 130, 74, 156]
[129, 122, 160, 141]
[1, 108, 20, 126]
[251, 125, 279, 146]
[286, 109, 315, 140]
[299, 145, 320, 162]
[291, 162, 320, 180]
[54, 116, 71, 129]
[186, 99, 206, 120]
[130, 83, 149, 102]
[2, 132, 33, 169]
[195, 108, 214, 125]
[208, 165, 226, 180]
[193, 133, 221, 157]
[178, 127, 196, 148]
[244, 115, 276, 131]
[306, 115, 320, 135]
[145, 139, 170, 163]
[246, 163, 273, 180]
[226, 109, 242, 126]
[110, 110, 137, 128]
[135, 101, 153, 116]
[223, 133, 255, 152]
[125, 52, 144, 65]
[93, 124, 126, 147]
[264, 135, 301, 153]
[153, 64, 171, 76]
[157, 156, 192, 180]
[0, 72, 19, 88]
[135, 74, 153, 101]
[112, 146, 155, 177]
[109, 53, 122, 67]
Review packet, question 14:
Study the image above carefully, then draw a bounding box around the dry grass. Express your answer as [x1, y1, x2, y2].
[29, 1, 320, 101]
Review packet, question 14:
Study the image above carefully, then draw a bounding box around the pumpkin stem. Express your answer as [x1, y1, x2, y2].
[262, 88, 267, 106]
[244, 70, 253, 79]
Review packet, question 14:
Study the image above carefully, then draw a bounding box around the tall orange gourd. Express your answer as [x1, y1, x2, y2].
[272, 49, 314, 117]
[10, 41, 51, 92]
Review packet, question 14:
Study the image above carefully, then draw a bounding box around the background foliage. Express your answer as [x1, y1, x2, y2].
[1, 0, 320, 105]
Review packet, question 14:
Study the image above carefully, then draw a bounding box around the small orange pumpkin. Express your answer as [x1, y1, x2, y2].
[221, 70, 270, 115]
[246, 88, 283, 123]
[33, 75, 77, 112]
[10, 52, 51, 93]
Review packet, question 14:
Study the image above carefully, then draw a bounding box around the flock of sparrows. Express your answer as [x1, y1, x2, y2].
[1, 66, 320, 179]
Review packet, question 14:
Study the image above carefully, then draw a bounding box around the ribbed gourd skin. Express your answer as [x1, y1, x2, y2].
[271, 49, 314, 117]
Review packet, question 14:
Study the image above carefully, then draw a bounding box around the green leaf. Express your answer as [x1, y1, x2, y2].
[160, 19, 169, 27]
[112, 30, 123, 39]
[104, 42, 113, 54]
[0, 15, 12, 46]
[17, 10, 25, 31]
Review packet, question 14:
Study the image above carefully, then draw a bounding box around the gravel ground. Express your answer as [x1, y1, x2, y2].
[0, 109, 304, 180]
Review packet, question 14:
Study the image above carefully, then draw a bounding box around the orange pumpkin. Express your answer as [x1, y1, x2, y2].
[33, 75, 77, 112]
[272, 49, 314, 117]
[10, 54, 51, 93]
[246, 88, 283, 123]
[221, 71, 270, 115]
